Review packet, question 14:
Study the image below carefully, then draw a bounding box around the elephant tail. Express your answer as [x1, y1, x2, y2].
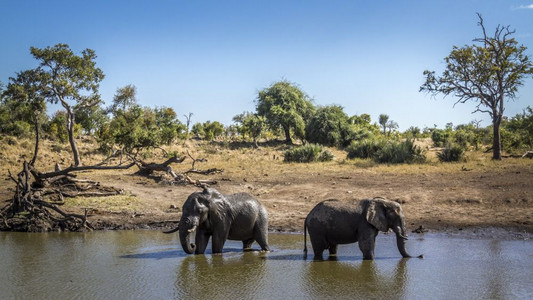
[303, 217, 308, 259]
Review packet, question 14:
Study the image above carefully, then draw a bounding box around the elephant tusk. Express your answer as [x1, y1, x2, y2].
[188, 225, 197, 233]
[400, 234, 408, 240]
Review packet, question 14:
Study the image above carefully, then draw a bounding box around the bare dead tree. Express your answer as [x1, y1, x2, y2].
[1, 161, 94, 232]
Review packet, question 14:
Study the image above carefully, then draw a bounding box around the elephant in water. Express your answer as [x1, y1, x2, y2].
[165, 187, 270, 254]
[304, 198, 422, 260]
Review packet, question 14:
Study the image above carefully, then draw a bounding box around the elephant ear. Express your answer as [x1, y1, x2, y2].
[366, 200, 389, 232]
[203, 188, 227, 223]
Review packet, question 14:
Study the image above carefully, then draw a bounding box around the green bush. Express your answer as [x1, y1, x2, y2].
[437, 144, 465, 162]
[374, 139, 426, 164]
[431, 128, 453, 147]
[284, 144, 334, 163]
[346, 139, 384, 159]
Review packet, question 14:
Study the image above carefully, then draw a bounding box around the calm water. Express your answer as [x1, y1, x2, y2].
[0, 231, 532, 299]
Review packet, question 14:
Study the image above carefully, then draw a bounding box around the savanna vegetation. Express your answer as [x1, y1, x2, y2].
[0, 14, 532, 233]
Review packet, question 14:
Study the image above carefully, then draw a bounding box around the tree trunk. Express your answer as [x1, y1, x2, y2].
[492, 118, 502, 160]
[67, 111, 81, 166]
[283, 126, 292, 144]
[30, 116, 40, 166]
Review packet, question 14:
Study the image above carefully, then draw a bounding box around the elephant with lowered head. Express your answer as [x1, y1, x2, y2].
[304, 198, 421, 260]
[165, 187, 270, 254]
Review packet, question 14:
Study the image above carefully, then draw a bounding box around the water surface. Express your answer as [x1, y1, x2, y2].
[0, 231, 531, 299]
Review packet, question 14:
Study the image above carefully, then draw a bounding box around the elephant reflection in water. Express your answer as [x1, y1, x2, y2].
[303, 259, 408, 298]
[174, 252, 267, 299]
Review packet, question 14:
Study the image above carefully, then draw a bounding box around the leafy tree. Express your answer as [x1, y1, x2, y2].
[109, 84, 137, 113]
[154, 106, 185, 144]
[421, 14, 533, 160]
[2, 70, 49, 164]
[75, 105, 108, 135]
[305, 105, 350, 147]
[30, 43, 105, 166]
[349, 113, 371, 125]
[191, 122, 205, 139]
[256, 80, 315, 143]
[99, 105, 157, 153]
[502, 106, 533, 151]
[234, 112, 266, 147]
[203, 121, 225, 141]
[2, 70, 48, 135]
[44, 111, 72, 143]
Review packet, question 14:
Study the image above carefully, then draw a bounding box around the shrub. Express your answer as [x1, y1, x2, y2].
[318, 149, 335, 162]
[374, 139, 426, 164]
[284, 144, 334, 163]
[437, 144, 465, 162]
[346, 138, 384, 159]
[431, 128, 453, 147]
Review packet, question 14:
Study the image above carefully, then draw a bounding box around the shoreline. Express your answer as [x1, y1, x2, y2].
[83, 214, 533, 241]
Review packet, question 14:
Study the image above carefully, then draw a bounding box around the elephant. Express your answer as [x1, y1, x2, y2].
[304, 197, 421, 260]
[164, 187, 270, 254]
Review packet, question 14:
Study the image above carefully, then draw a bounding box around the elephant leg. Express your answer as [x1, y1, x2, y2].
[328, 244, 338, 256]
[243, 239, 254, 251]
[309, 235, 326, 260]
[253, 224, 270, 252]
[195, 231, 210, 254]
[211, 229, 228, 254]
[359, 231, 378, 260]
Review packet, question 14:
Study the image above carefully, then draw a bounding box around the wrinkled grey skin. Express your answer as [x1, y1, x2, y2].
[304, 198, 417, 260]
[166, 187, 270, 254]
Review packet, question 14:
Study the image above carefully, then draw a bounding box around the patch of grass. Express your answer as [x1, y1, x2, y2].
[64, 194, 142, 213]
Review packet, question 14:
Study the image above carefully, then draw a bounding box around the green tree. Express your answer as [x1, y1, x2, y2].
[75, 105, 108, 135]
[98, 105, 159, 153]
[242, 113, 266, 147]
[191, 122, 205, 139]
[233, 111, 266, 147]
[2, 70, 49, 164]
[109, 84, 137, 113]
[421, 14, 533, 160]
[305, 105, 350, 147]
[256, 80, 315, 143]
[203, 121, 225, 141]
[349, 113, 371, 125]
[154, 106, 185, 144]
[502, 106, 533, 151]
[30, 43, 105, 166]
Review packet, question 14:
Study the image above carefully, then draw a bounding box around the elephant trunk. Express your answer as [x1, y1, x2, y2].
[179, 227, 196, 254]
[393, 225, 411, 258]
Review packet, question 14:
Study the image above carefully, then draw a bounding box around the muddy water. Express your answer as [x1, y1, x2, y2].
[0, 231, 531, 299]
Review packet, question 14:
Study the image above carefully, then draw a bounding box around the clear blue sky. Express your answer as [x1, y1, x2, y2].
[1, 0, 532, 130]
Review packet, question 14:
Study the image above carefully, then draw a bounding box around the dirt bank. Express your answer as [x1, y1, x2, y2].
[72, 159, 533, 240]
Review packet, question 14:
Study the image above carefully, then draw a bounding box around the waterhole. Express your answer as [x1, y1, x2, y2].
[0, 231, 531, 299]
